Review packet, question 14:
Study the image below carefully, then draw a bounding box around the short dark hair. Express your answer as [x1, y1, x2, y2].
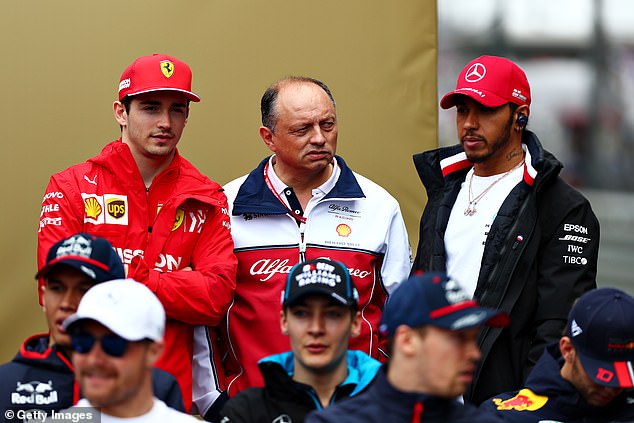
[261, 76, 336, 133]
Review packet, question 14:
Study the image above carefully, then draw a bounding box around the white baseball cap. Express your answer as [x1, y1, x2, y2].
[63, 279, 165, 342]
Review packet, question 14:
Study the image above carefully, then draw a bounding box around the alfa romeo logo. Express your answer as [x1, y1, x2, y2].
[465, 62, 486, 82]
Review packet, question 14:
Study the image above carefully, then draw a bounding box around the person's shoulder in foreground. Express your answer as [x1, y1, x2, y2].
[480, 287, 634, 423]
[63, 278, 197, 421]
[307, 271, 508, 423]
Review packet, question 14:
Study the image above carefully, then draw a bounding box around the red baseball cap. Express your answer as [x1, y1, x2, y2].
[440, 55, 530, 109]
[118, 53, 200, 102]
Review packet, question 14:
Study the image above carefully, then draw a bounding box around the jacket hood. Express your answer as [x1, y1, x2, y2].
[259, 350, 381, 396]
[13, 334, 74, 374]
[232, 155, 365, 216]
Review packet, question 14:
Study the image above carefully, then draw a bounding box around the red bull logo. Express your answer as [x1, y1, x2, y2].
[492, 388, 548, 411]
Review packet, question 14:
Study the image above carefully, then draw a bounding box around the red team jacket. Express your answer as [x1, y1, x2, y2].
[37, 140, 237, 410]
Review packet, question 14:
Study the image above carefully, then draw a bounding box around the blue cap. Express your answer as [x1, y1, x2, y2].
[379, 272, 509, 337]
[568, 288, 634, 388]
[36, 233, 124, 283]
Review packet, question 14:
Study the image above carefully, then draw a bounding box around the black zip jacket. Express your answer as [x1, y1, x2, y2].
[219, 351, 380, 423]
[0, 334, 185, 415]
[480, 343, 634, 422]
[412, 131, 599, 404]
[306, 367, 505, 423]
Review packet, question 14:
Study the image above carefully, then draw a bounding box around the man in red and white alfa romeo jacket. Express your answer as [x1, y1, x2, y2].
[37, 54, 237, 416]
[221, 76, 412, 397]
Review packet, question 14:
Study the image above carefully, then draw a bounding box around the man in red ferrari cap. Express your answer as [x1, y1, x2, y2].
[37, 54, 237, 417]
[411, 55, 599, 404]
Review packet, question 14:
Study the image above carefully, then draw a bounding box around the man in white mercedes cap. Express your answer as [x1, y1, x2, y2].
[62, 279, 199, 421]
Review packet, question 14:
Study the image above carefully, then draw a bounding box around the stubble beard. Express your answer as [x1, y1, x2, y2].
[464, 120, 513, 164]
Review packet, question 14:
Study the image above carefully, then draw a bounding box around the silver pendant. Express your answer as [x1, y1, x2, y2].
[464, 203, 476, 216]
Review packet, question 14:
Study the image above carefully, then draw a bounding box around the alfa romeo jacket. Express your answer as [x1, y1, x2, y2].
[412, 131, 599, 404]
[219, 350, 380, 423]
[37, 140, 237, 410]
[221, 156, 411, 396]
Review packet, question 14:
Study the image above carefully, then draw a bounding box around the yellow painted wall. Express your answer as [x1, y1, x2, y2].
[0, 1, 437, 361]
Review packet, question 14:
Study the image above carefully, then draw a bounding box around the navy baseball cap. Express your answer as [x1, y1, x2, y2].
[36, 233, 124, 283]
[282, 258, 359, 308]
[568, 288, 634, 388]
[379, 272, 509, 337]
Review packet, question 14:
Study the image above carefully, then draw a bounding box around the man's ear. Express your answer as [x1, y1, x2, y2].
[259, 126, 276, 152]
[560, 336, 575, 362]
[40, 284, 47, 312]
[146, 341, 164, 367]
[350, 311, 361, 338]
[280, 309, 289, 336]
[113, 101, 128, 127]
[395, 325, 418, 357]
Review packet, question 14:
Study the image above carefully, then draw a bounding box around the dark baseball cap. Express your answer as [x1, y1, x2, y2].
[36, 233, 124, 283]
[282, 258, 358, 308]
[379, 272, 509, 337]
[568, 288, 634, 388]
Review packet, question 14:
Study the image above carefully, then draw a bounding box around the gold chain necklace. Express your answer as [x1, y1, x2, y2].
[464, 160, 525, 216]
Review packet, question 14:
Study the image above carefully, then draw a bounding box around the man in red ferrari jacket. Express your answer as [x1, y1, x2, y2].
[37, 53, 237, 417]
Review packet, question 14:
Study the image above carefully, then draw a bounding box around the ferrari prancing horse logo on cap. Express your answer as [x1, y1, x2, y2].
[465, 62, 486, 83]
[160, 60, 174, 78]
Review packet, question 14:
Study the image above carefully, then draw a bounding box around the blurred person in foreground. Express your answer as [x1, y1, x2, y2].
[412, 55, 599, 403]
[219, 258, 380, 422]
[63, 279, 198, 421]
[306, 272, 509, 423]
[481, 287, 634, 422]
[221, 76, 411, 395]
[0, 233, 183, 416]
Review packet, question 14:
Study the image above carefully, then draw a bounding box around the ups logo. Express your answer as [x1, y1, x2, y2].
[106, 199, 126, 219]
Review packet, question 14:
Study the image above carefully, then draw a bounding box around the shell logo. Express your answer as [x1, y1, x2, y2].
[84, 197, 102, 219]
[336, 224, 352, 237]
